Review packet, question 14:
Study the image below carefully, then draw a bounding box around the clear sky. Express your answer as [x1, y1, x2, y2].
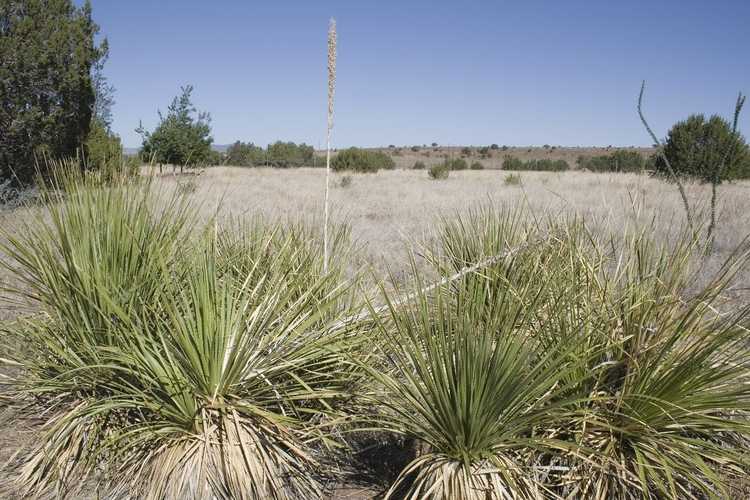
[83, 0, 750, 149]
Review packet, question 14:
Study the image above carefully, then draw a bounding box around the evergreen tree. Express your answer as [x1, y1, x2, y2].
[137, 85, 213, 172]
[0, 0, 106, 183]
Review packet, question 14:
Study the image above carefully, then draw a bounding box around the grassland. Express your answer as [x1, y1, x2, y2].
[1, 165, 749, 499]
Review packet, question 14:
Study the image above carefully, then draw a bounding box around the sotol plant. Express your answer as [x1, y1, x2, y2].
[0, 170, 364, 499]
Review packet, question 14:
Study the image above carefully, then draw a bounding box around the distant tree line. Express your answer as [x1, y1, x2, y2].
[224, 141, 316, 168]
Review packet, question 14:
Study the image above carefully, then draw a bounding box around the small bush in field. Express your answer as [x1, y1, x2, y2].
[577, 150, 645, 173]
[411, 145, 420, 152]
[470, 161, 484, 170]
[413, 160, 426, 170]
[502, 156, 568, 171]
[428, 163, 450, 180]
[448, 158, 468, 170]
[504, 173, 522, 185]
[502, 156, 524, 170]
[460, 147, 472, 156]
[339, 175, 352, 187]
[490, 143, 499, 150]
[331, 147, 395, 173]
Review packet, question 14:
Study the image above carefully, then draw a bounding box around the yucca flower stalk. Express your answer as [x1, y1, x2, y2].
[323, 18, 337, 274]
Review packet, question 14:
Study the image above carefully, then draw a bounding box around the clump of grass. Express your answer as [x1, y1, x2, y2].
[0, 169, 365, 499]
[469, 160, 484, 170]
[338, 174, 353, 187]
[428, 163, 450, 180]
[412, 160, 426, 170]
[504, 172, 522, 186]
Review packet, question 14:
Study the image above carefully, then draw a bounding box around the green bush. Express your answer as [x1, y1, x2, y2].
[447, 158, 468, 170]
[577, 150, 645, 173]
[502, 156, 568, 171]
[266, 141, 314, 168]
[331, 147, 395, 173]
[655, 114, 750, 181]
[490, 144, 499, 150]
[226, 141, 265, 166]
[413, 160, 426, 170]
[460, 147, 472, 156]
[410, 146, 420, 152]
[0, 173, 362, 498]
[470, 161, 484, 170]
[428, 163, 450, 180]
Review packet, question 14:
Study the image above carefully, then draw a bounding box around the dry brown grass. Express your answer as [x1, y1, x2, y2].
[2, 166, 749, 499]
[140, 166, 750, 290]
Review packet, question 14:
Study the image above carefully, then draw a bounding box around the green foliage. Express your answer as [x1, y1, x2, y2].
[504, 173, 522, 185]
[84, 119, 123, 168]
[226, 141, 264, 166]
[405, 208, 750, 498]
[470, 161, 484, 170]
[0, 0, 107, 184]
[410, 146, 420, 152]
[266, 141, 314, 168]
[428, 163, 450, 180]
[460, 147, 472, 156]
[655, 114, 750, 181]
[331, 147, 395, 173]
[502, 156, 569, 171]
[0, 173, 362, 498]
[490, 143, 499, 150]
[137, 85, 213, 169]
[577, 150, 646, 173]
[445, 158, 467, 170]
[413, 160, 426, 170]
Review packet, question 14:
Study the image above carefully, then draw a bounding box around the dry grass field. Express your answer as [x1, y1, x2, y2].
[145, 166, 749, 290]
[2, 166, 749, 499]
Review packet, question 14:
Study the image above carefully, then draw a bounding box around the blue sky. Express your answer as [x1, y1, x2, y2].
[84, 0, 750, 149]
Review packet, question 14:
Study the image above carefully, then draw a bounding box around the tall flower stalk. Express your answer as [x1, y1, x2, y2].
[324, 18, 337, 273]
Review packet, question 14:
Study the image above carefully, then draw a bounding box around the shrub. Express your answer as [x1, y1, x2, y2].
[470, 161, 484, 170]
[339, 174, 352, 187]
[490, 143, 499, 150]
[655, 114, 750, 181]
[331, 147, 395, 173]
[577, 150, 645, 173]
[502, 145, 509, 151]
[504, 173, 522, 185]
[460, 147, 472, 156]
[428, 163, 450, 180]
[410, 146, 420, 152]
[431, 142, 438, 147]
[266, 141, 314, 168]
[447, 158, 468, 170]
[502, 156, 568, 171]
[478, 146, 490, 156]
[420, 208, 750, 498]
[413, 160, 426, 170]
[226, 141, 265, 166]
[0, 172, 362, 498]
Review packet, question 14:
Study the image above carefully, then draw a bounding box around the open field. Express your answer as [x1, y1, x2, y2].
[144, 166, 749, 289]
[2, 166, 750, 499]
